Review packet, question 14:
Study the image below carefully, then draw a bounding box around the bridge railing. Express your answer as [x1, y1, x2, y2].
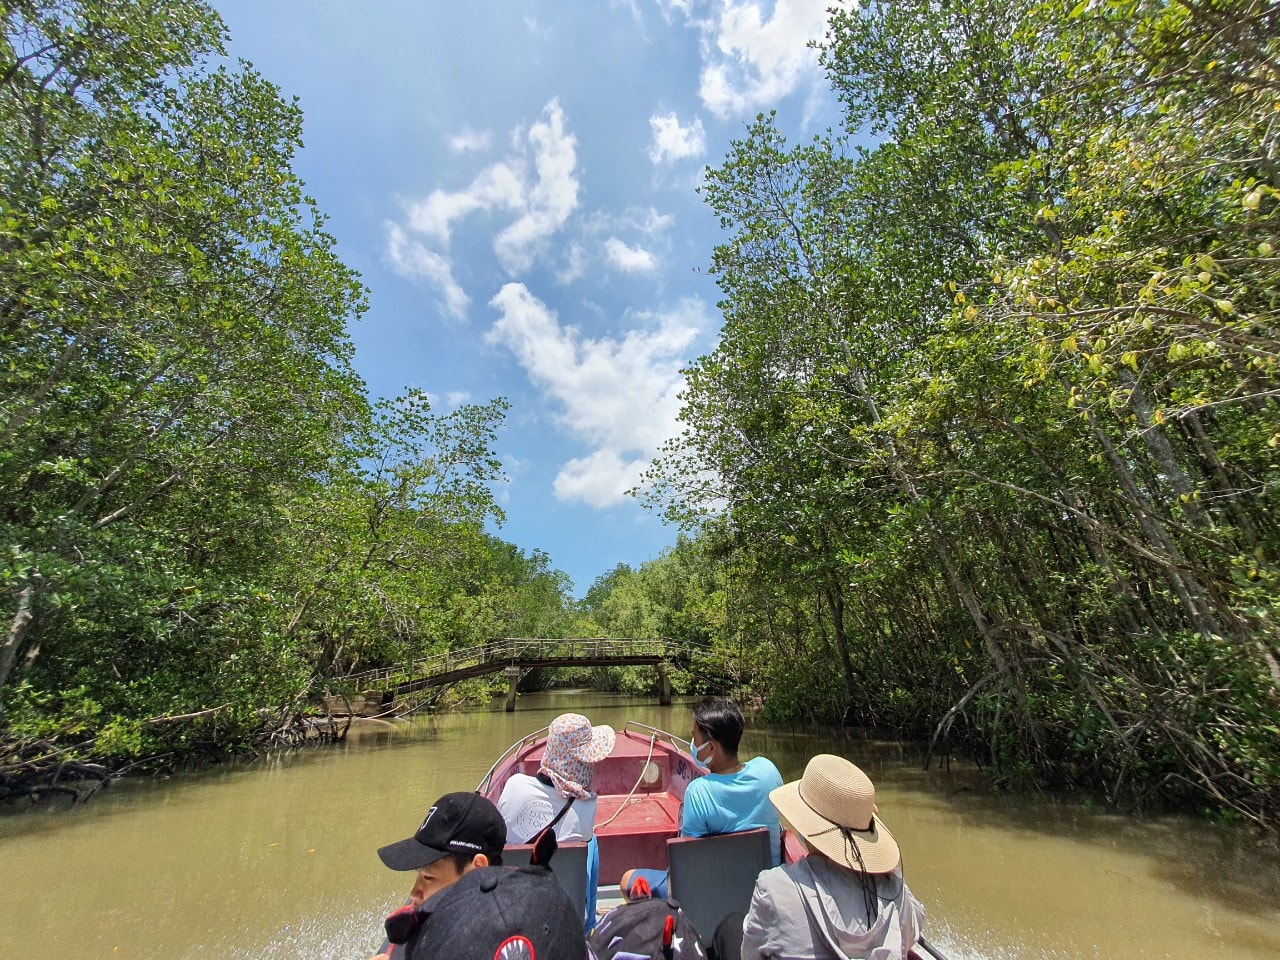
[340, 637, 688, 690]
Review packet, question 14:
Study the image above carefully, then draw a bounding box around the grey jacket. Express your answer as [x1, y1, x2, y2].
[740, 855, 925, 960]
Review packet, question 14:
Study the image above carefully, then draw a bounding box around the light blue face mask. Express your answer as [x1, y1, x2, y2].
[687, 735, 712, 769]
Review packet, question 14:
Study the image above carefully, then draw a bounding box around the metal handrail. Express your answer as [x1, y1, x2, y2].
[475, 720, 690, 796]
[621, 720, 690, 754]
[475, 725, 550, 795]
[341, 637, 689, 688]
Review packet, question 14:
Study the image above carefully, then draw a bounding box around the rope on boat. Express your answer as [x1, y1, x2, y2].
[595, 732, 659, 830]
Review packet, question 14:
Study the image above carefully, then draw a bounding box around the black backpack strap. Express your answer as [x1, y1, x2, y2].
[529, 795, 575, 866]
[547, 793, 576, 829]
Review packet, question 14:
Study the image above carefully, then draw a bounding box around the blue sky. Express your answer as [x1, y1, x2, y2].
[211, 0, 842, 596]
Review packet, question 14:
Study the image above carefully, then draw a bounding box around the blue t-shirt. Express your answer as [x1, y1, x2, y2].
[680, 755, 784, 865]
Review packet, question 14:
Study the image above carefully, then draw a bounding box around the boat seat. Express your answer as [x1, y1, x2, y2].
[666, 827, 772, 942]
[504, 839, 590, 918]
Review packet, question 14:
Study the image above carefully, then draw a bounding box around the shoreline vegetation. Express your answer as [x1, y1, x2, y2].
[3, 1, 1278, 831]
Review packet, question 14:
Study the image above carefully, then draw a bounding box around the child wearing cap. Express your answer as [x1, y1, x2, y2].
[369, 791, 508, 960]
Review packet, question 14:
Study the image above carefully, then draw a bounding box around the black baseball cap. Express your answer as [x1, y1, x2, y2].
[405, 865, 587, 960]
[378, 792, 507, 871]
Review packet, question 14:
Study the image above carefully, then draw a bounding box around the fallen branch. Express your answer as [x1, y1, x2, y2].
[145, 704, 232, 724]
[923, 669, 1001, 771]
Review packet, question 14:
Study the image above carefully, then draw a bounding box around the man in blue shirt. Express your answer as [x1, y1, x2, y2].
[621, 697, 783, 900]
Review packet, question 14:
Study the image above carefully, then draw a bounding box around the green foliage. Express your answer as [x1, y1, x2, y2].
[0, 0, 580, 771]
[643, 0, 1280, 826]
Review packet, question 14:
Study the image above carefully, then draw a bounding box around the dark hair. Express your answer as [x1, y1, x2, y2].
[692, 697, 744, 755]
[445, 850, 502, 873]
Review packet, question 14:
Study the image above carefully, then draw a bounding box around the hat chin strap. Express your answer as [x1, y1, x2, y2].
[837, 825, 881, 922]
[797, 790, 881, 923]
[798, 821, 882, 923]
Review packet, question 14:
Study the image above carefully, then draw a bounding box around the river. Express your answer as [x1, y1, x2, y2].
[1, 691, 1278, 959]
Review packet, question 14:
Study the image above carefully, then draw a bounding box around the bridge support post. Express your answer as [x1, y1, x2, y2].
[657, 662, 672, 706]
[504, 666, 521, 712]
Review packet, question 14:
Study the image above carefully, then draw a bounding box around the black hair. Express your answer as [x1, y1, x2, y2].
[445, 850, 502, 873]
[692, 696, 744, 755]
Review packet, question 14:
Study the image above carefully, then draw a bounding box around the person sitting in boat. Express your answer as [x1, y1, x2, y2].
[621, 696, 784, 901]
[496, 711, 615, 932]
[399, 862, 590, 960]
[368, 791, 508, 960]
[495, 712, 615, 844]
[733, 754, 926, 960]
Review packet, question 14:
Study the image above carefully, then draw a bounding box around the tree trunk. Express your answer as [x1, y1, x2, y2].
[1061, 486, 1153, 636]
[0, 579, 37, 704]
[1183, 411, 1262, 544]
[1116, 369, 1212, 529]
[822, 583, 857, 708]
[1086, 407, 1224, 638]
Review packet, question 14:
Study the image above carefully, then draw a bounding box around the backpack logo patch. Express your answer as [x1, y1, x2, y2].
[494, 934, 536, 959]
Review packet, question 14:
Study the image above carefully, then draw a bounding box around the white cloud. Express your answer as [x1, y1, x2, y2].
[558, 243, 588, 285]
[610, 0, 645, 27]
[494, 101, 580, 272]
[604, 237, 659, 273]
[573, 209, 669, 276]
[448, 128, 492, 153]
[386, 100, 582, 311]
[648, 111, 707, 164]
[582, 206, 675, 238]
[445, 390, 472, 407]
[405, 163, 524, 245]
[385, 223, 470, 320]
[523, 15, 551, 40]
[641, 209, 675, 234]
[672, 0, 828, 119]
[555, 450, 649, 509]
[655, 0, 695, 24]
[486, 283, 709, 507]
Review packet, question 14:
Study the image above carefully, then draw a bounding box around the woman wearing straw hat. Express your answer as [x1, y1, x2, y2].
[735, 754, 925, 960]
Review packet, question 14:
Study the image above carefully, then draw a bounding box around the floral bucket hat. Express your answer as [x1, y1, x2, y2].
[538, 713, 615, 799]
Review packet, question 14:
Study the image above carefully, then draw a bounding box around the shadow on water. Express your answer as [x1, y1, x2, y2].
[751, 720, 1280, 946]
[0, 688, 629, 838]
[2, 693, 1276, 960]
[0, 718, 444, 841]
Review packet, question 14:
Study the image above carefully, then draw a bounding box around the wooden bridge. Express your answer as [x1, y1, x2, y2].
[338, 637, 690, 715]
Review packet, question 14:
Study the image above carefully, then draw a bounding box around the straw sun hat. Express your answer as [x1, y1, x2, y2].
[769, 754, 901, 874]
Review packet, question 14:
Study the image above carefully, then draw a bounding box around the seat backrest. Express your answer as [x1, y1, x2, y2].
[503, 840, 590, 917]
[666, 828, 772, 941]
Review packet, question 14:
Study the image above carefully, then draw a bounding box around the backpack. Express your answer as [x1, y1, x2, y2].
[588, 895, 706, 960]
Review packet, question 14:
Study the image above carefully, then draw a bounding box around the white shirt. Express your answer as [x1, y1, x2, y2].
[495, 772, 598, 843]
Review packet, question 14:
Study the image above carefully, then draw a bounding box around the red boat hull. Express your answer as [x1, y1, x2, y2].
[481, 722, 698, 885]
[477, 721, 946, 960]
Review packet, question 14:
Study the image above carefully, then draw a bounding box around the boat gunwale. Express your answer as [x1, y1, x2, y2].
[476, 725, 550, 794]
[476, 720, 691, 795]
[474, 718, 948, 960]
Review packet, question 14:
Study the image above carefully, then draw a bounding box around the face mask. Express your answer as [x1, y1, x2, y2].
[688, 736, 712, 769]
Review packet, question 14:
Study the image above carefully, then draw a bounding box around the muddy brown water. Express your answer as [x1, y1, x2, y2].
[1, 691, 1278, 959]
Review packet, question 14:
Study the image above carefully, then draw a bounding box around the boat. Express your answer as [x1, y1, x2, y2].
[477, 720, 950, 960]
